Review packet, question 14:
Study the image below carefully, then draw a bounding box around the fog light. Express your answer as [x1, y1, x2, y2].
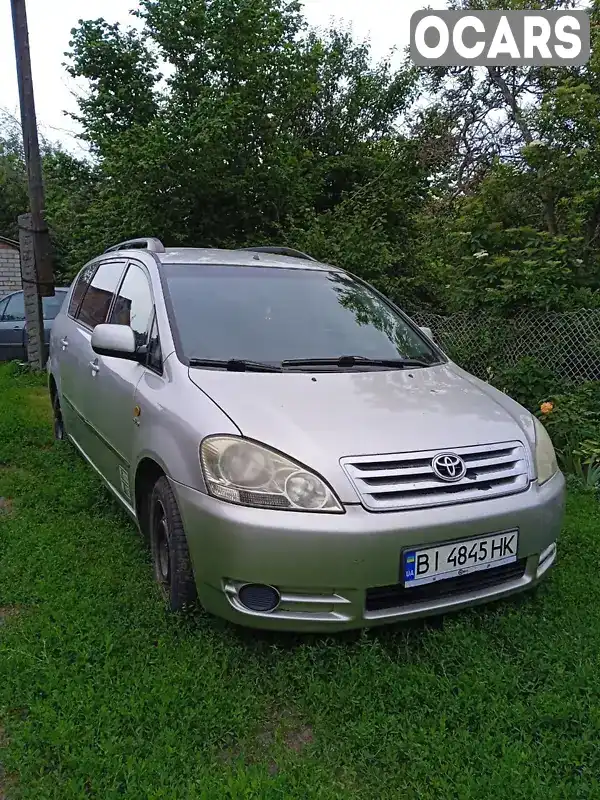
[238, 583, 281, 613]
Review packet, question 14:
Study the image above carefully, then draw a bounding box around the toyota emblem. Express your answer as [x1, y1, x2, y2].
[432, 453, 467, 482]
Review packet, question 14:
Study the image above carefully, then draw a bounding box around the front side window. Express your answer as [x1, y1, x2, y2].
[162, 265, 442, 368]
[3, 292, 25, 322]
[77, 261, 125, 329]
[146, 314, 162, 373]
[109, 263, 154, 349]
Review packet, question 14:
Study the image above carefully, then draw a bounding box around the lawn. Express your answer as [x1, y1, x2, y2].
[1, 363, 600, 800]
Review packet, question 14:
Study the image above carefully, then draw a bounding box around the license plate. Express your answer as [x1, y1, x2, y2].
[403, 530, 519, 588]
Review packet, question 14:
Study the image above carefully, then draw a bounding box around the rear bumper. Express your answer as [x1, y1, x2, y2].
[172, 471, 566, 632]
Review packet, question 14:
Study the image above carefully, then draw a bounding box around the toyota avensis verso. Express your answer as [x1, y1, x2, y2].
[47, 238, 566, 632]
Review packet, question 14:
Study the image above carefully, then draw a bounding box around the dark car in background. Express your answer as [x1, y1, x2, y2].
[0, 288, 69, 362]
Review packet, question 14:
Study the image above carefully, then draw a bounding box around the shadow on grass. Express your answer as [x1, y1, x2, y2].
[172, 578, 551, 659]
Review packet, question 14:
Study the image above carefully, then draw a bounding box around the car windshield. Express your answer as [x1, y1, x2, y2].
[162, 265, 442, 368]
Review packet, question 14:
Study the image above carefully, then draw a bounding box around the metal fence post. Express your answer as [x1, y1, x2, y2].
[18, 212, 44, 370]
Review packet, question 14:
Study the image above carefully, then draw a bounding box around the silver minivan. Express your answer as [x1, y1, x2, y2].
[48, 238, 565, 632]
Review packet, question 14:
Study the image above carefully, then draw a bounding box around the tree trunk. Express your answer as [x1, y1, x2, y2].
[542, 191, 558, 236]
[487, 68, 533, 146]
[488, 68, 559, 235]
[585, 195, 600, 248]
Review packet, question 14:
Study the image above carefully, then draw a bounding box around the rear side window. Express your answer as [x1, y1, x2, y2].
[77, 261, 125, 329]
[68, 263, 97, 318]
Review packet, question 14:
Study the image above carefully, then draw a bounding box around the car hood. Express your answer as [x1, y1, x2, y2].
[188, 362, 536, 502]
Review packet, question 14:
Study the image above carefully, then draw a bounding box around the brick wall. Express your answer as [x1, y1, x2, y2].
[0, 244, 22, 296]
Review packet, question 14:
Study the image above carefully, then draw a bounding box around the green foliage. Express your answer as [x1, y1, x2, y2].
[48, 0, 423, 280]
[0, 114, 28, 242]
[457, 228, 599, 314]
[42, 150, 100, 282]
[565, 441, 600, 491]
[65, 18, 160, 151]
[1, 0, 600, 317]
[410, 0, 600, 316]
[285, 139, 432, 307]
[0, 113, 98, 279]
[490, 357, 559, 413]
[574, 439, 600, 467]
[583, 458, 600, 491]
[538, 384, 600, 473]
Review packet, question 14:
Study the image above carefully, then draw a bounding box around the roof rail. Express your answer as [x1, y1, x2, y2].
[104, 237, 166, 254]
[238, 246, 318, 262]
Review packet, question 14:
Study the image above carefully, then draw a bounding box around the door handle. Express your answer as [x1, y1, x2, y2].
[60, 337, 69, 350]
[89, 359, 100, 376]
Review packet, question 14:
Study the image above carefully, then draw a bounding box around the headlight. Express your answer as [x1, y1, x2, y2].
[200, 436, 344, 512]
[533, 416, 558, 485]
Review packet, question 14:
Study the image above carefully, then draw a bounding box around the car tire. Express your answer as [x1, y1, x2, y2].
[52, 390, 66, 441]
[150, 475, 197, 611]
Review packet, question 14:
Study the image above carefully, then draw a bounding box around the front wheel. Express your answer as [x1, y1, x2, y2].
[150, 476, 197, 611]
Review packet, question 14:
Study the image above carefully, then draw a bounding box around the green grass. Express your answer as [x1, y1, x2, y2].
[1, 362, 600, 799]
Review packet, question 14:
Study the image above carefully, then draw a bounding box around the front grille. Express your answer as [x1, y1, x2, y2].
[365, 559, 528, 612]
[341, 441, 531, 511]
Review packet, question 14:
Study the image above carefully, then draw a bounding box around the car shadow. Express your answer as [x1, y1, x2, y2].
[184, 583, 546, 656]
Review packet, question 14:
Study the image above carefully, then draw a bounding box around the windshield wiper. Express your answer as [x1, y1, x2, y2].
[188, 355, 433, 372]
[281, 355, 432, 370]
[188, 358, 282, 373]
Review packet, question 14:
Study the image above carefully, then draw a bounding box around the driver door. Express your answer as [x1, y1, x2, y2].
[84, 260, 155, 501]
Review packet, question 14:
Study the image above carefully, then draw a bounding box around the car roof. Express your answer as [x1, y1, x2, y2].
[154, 247, 341, 272]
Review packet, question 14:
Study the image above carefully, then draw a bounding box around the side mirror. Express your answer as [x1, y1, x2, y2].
[91, 323, 139, 361]
[419, 326, 434, 342]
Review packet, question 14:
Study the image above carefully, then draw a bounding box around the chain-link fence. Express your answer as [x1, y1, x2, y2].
[411, 309, 600, 384]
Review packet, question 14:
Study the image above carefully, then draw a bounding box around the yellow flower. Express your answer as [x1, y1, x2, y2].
[540, 402, 554, 416]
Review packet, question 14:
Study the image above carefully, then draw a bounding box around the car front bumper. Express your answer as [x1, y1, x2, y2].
[172, 471, 566, 632]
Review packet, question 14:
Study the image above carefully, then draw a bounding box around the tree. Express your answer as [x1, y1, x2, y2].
[6, 0, 600, 317]
[61, 0, 434, 301]
[410, 0, 600, 314]
[0, 112, 28, 241]
[0, 110, 100, 281]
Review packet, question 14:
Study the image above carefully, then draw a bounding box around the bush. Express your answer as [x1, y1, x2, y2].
[490, 357, 560, 412]
[537, 383, 600, 473]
